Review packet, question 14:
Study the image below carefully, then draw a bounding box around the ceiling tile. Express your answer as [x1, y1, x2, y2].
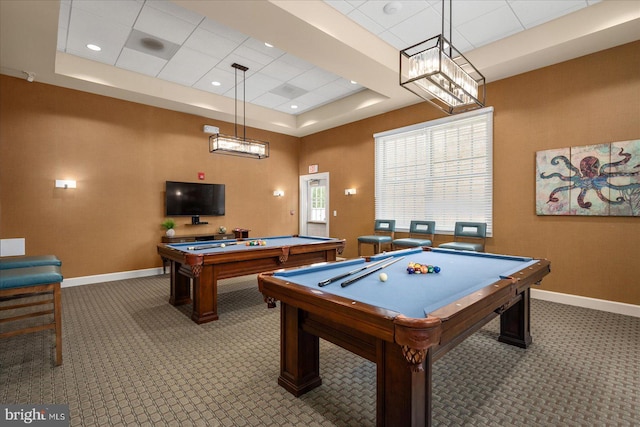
[66, 8, 132, 65]
[252, 92, 291, 109]
[509, 0, 588, 29]
[184, 28, 237, 60]
[451, 1, 507, 25]
[457, 5, 523, 48]
[158, 47, 220, 87]
[347, 9, 386, 35]
[356, 0, 431, 30]
[245, 74, 283, 101]
[193, 67, 236, 95]
[324, 0, 356, 15]
[387, 6, 442, 49]
[242, 38, 285, 59]
[234, 44, 280, 67]
[289, 68, 338, 92]
[215, 56, 266, 81]
[71, 0, 143, 27]
[116, 47, 167, 77]
[259, 59, 306, 82]
[198, 19, 248, 45]
[134, 4, 197, 45]
[278, 54, 315, 73]
[144, 0, 203, 26]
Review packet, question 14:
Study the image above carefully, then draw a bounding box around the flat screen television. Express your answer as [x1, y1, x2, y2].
[165, 181, 225, 224]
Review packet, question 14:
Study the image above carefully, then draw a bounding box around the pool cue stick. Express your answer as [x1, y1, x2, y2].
[341, 256, 405, 288]
[187, 241, 243, 251]
[318, 257, 392, 287]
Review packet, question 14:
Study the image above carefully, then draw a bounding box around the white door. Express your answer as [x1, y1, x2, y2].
[299, 173, 329, 237]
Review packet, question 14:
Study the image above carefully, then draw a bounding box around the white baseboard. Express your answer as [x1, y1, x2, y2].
[61, 267, 164, 288]
[61, 268, 640, 318]
[531, 288, 640, 318]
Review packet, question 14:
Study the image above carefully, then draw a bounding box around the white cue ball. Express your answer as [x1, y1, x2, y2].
[379, 273, 388, 282]
[220, 243, 226, 248]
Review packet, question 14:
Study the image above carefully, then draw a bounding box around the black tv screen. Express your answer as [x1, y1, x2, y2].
[165, 181, 225, 218]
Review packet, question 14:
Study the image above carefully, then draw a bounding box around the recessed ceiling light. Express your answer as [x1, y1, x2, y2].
[290, 105, 298, 109]
[86, 44, 102, 51]
[211, 81, 221, 86]
[350, 80, 358, 85]
[265, 42, 273, 48]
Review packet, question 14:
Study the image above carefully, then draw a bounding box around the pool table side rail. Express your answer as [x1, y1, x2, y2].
[259, 272, 412, 343]
[428, 259, 550, 320]
[429, 258, 550, 360]
[157, 239, 346, 266]
[258, 270, 445, 365]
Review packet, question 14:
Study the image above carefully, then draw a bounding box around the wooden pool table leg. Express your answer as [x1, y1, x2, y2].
[498, 287, 532, 348]
[378, 342, 431, 426]
[190, 266, 218, 324]
[169, 261, 191, 306]
[277, 303, 322, 396]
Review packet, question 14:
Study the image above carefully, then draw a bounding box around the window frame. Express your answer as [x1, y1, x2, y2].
[373, 107, 493, 236]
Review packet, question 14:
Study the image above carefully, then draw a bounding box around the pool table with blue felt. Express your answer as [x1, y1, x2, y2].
[157, 235, 345, 323]
[257, 247, 551, 427]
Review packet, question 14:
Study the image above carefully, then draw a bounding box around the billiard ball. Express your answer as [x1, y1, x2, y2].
[379, 272, 388, 282]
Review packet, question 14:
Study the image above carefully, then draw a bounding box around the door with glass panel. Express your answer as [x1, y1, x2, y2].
[299, 173, 329, 237]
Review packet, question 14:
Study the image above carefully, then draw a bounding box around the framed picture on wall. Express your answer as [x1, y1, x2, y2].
[536, 139, 640, 216]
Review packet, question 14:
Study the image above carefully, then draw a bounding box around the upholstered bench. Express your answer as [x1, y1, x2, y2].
[0, 264, 63, 366]
[0, 254, 62, 269]
[392, 220, 435, 249]
[438, 222, 487, 252]
[357, 219, 396, 256]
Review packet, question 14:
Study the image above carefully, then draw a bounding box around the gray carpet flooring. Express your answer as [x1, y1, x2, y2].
[1, 274, 638, 426]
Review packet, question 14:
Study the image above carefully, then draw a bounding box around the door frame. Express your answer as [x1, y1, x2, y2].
[299, 172, 330, 236]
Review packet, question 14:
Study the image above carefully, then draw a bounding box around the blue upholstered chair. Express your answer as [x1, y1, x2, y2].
[392, 220, 435, 249]
[438, 222, 487, 252]
[357, 219, 396, 255]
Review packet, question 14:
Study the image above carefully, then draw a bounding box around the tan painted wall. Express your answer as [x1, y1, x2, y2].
[1, 42, 638, 305]
[300, 41, 640, 305]
[0, 78, 300, 278]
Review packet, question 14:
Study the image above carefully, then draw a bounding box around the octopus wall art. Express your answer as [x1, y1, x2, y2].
[536, 140, 640, 216]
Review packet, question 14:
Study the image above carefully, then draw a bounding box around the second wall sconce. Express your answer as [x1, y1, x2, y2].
[345, 188, 357, 196]
[55, 179, 77, 189]
[273, 190, 284, 197]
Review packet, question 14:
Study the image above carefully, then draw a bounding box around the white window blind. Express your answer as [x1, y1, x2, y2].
[374, 107, 493, 236]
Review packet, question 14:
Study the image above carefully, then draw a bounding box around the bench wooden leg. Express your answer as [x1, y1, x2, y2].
[0, 283, 63, 366]
[53, 283, 62, 366]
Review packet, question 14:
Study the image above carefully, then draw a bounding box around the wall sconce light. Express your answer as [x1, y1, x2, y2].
[345, 188, 357, 196]
[55, 179, 76, 189]
[273, 190, 284, 197]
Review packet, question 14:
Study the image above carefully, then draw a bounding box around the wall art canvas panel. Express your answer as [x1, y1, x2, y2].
[536, 147, 571, 215]
[570, 143, 611, 216]
[536, 139, 640, 216]
[608, 139, 640, 216]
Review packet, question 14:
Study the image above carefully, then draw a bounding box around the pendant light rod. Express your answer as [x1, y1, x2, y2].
[231, 63, 248, 139]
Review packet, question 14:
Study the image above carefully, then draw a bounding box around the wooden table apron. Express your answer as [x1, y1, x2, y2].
[257, 255, 551, 427]
[157, 237, 346, 323]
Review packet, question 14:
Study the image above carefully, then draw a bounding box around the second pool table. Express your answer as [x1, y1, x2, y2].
[258, 247, 551, 426]
[157, 235, 345, 323]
